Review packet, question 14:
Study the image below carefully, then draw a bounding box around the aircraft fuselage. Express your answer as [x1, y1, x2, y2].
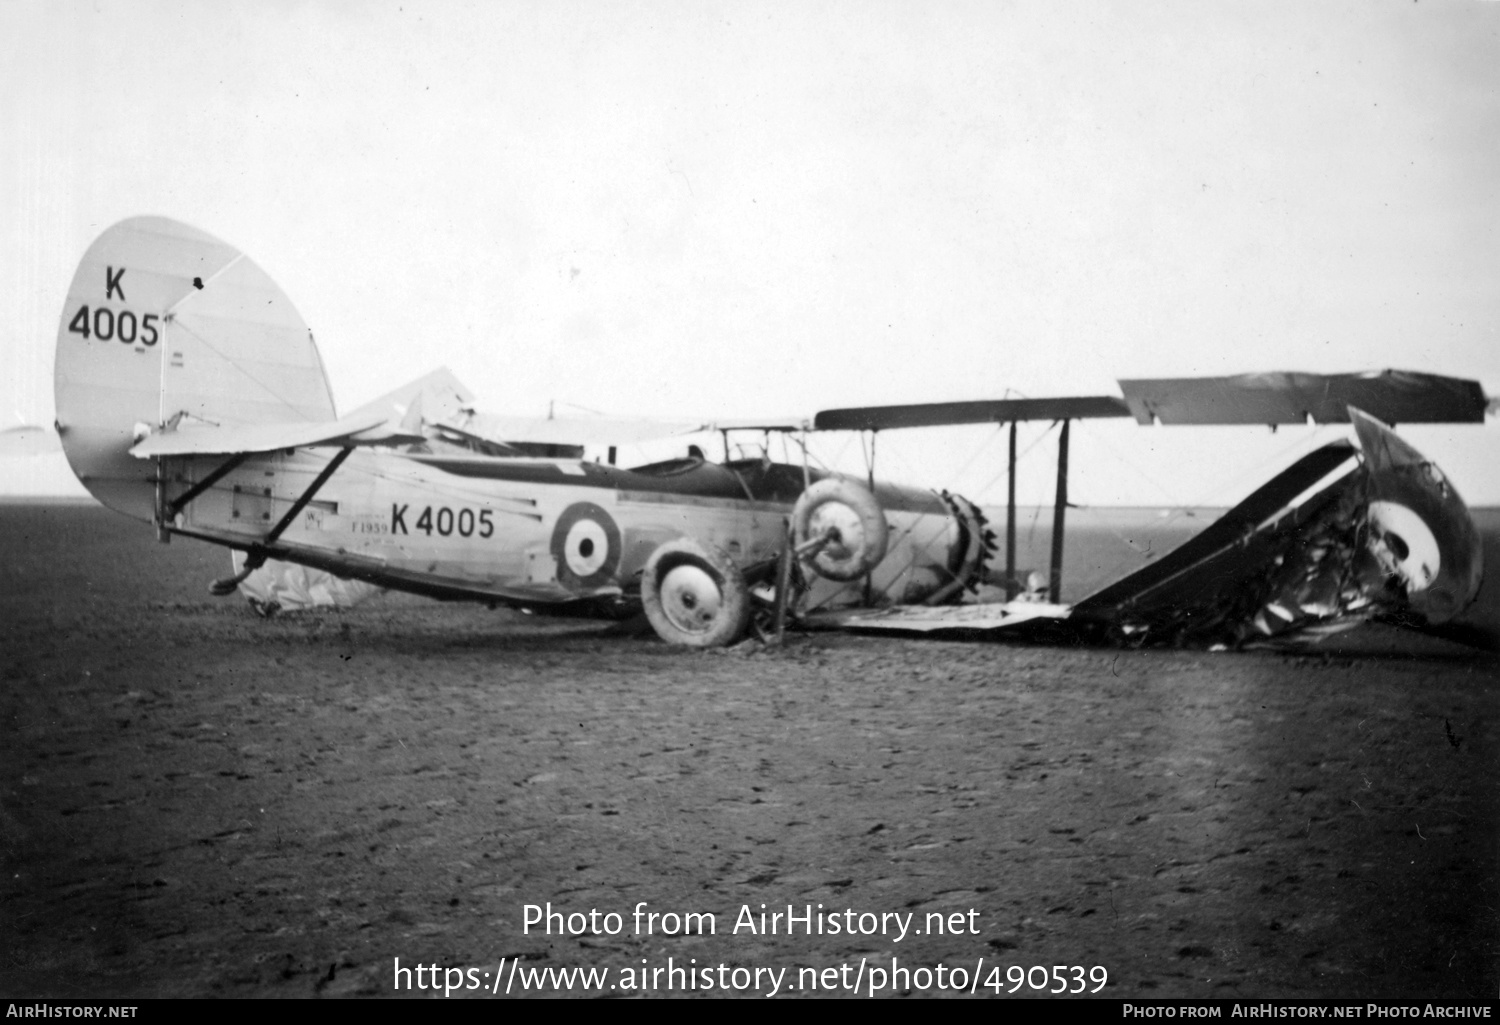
[161, 448, 989, 611]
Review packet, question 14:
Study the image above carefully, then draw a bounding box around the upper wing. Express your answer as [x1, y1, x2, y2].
[810, 370, 1488, 431]
[814, 396, 1129, 431]
[1118, 370, 1488, 425]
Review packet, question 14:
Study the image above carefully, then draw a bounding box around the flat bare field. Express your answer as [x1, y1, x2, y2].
[1, 504, 1495, 999]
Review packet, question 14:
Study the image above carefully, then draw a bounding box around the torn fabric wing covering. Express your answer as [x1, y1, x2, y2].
[816, 409, 1487, 648]
[1071, 444, 1386, 645]
[231, 551, 382, 613]
[1069, 409, 1484, 646]
[816, 444, 1382, 645]
[1071, 443, 1362, 620]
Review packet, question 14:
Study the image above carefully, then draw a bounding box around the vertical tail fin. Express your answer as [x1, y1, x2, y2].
[54, 217, 336, 520]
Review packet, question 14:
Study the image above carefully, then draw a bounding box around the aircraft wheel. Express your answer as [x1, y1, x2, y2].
[641, 539, 752, 647]
[791, 478, 889, 582]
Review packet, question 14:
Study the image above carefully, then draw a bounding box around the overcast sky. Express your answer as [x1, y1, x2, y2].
[5, 0, 1498, 505]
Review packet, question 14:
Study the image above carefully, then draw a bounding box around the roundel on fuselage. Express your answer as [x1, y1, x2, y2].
[549, 502, 622, 589]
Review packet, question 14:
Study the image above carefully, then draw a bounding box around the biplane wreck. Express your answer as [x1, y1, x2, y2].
[54, 218, 1494, 650]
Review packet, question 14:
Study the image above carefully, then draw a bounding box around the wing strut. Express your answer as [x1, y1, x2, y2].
[1049, 420, 1070, 604]
[1005, 421, 1017, 598]
[865, 430, 878, 606]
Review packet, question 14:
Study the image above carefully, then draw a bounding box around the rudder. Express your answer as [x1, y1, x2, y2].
[54, 217, 336, 521]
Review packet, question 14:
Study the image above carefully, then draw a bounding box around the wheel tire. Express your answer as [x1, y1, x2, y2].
[791, 478, 889, 582]
[641, 538, 752, 647]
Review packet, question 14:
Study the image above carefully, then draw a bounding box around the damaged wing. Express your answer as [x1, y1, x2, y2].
[1072, 408, 1484, 647]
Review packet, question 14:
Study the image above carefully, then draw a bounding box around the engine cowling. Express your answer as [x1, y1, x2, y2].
[897, 490, 995, 605]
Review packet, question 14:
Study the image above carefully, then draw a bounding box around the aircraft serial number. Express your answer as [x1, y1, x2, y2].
[67, 305, 160, 346]
[391, 504, 495, 538]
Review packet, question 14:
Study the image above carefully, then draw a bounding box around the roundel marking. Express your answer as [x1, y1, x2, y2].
[550, 502, 622, 589]
[1367, 500, 1441, 593]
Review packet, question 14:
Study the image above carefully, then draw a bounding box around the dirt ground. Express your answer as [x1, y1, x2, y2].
[1, 503, 1496, 999]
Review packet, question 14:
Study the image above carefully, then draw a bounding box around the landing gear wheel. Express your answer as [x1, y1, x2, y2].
[791, 478, 889, 582]
[641, 539, 752, 647]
